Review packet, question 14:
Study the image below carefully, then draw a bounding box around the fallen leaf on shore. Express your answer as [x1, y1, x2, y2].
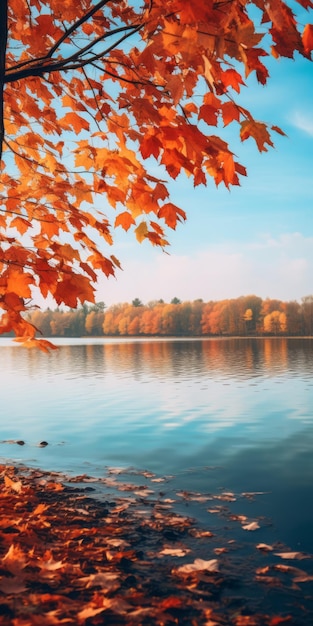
[77, 605, 107, 621]
[3, 544, 28, 574]
[257, 543, 274, 551]
[274, 551, 310, 560]
[256, 543, 274, 552]
[215, 491, 236, 502]
[38, 551, 64, 572]
[79, 571, 120, 591]
[4, 474, 22, 493]
[257, 563, 313, 585]
[242, 521, 260, 531]
[274, 565, 313, 583]
[190, 529, 214, 538]
[176, 490, 212, 502]
[214, 547, 228, 554]
[158, 547, 190, 557]
[174, 558, 219, 574]
[32, 503, 49, 516]
[230, 514, 247, 522]
[0, 463, 312, 624]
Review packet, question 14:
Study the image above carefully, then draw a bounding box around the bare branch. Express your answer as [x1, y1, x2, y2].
[4, 23, 143, 84]
[81, 67, 102, 130]
[47, 0, 113, 58]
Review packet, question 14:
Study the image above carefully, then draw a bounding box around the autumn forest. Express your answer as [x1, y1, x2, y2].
[23, 295, 313, 338]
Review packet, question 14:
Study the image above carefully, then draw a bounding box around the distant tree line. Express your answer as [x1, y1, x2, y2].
[23, 295, 313, 338]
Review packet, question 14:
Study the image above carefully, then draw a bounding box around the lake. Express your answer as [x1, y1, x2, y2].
[1, 336, 313, 559]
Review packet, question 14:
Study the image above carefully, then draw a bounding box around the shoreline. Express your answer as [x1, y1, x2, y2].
[1, 463, 313, 625]
[1, 335, 313, 348]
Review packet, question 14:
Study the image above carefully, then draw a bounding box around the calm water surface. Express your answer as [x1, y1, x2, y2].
[1, 337, 313, 553]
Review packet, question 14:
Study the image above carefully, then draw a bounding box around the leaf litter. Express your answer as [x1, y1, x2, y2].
[0, 463, 312, 625]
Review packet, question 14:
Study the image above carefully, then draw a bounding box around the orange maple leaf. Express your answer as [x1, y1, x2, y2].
[6, 270, 33, 299]
[240, 120, 274, 152]
[115, 212, 136, 231]
[158, 203, 186, 229]
[302, 23, 313, 54]
[61, 112, 90, 133]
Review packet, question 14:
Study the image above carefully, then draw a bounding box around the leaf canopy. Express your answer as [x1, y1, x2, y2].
[0, 0, 312, 347]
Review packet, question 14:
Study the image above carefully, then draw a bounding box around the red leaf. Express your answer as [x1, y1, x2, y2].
[302, 23, 313, 54]
[272, 125, 287, 136]
[140, 134, 163, 159]
[199, 104, 219, 126]
[158, 203, 186, 229]
[240, 120, 274, 152]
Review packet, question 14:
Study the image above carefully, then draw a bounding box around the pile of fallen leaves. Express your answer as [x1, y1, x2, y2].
[0, 464, 312, 625]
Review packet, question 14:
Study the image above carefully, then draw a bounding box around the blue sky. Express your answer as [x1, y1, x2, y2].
[96, 51, 313, 306]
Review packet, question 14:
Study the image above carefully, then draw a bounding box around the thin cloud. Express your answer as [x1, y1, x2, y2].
[290, 111, 313, 138]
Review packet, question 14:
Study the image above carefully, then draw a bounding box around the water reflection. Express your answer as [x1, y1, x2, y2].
[85, 337, 312, 381]
[4, 336, 312, 380]
[0, 337, 312, 457]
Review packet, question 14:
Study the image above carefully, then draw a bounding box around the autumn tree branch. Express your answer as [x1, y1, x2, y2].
[47, 0, 113, 58]
[5, 23, 143, 84]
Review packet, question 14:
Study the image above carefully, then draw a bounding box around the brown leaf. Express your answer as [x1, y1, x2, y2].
[0, 577, 27, 594]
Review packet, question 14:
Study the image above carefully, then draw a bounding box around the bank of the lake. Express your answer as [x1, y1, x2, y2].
[1, 461, 313, 625]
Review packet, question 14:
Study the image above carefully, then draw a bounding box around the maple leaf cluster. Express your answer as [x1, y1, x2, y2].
[0, 0, 312, 347]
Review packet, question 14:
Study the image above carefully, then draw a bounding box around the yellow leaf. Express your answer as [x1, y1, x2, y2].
[134, 221, 148, 243]
[4, 475, 22, 493]
[32, 503, 49, 515]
